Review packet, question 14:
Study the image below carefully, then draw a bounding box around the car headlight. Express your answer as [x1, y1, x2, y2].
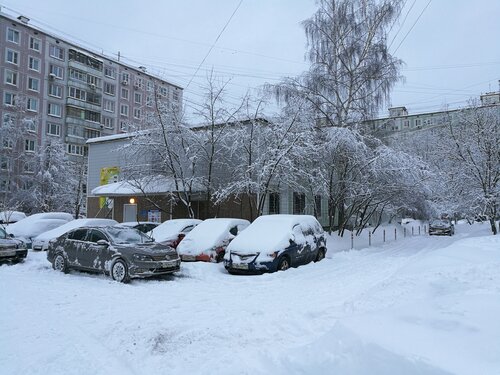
[132, 253, 154, 261]
[267, 252, 277, 259]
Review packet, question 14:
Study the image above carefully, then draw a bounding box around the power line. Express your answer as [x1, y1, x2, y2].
[392, 0, 433, 54]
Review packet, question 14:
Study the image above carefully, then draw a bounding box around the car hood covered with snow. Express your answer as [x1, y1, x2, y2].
[148, 219, 202, 243]
[177, 218, 249, 255]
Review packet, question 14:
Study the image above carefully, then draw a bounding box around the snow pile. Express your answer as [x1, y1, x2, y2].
[148, 219, 202, 243]
[177, 218, 249, 254]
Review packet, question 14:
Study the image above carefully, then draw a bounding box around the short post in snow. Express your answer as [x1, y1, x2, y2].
[383, 229, 386, 243]
[419, 226, 421, 235]
[412, 226, 414, 236]
[351, 232, 354, 249]
[369, 231, 372, 246]
[424, 224, 427, 234]
[404, 227, 406, 238]
[394, 228, 397, 241]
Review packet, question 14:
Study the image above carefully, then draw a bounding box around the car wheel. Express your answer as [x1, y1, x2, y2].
[53, 254, 68, 273]
[277, 256, 290, 271]
[315, 248, 326, 262]
[111, 259, 130, 283]
[215, 251, 225, 263]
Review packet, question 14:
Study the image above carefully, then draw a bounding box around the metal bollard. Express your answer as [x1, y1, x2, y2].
[419, 226, 421, 235]
[351, 232, 354, 249]
[404, 227, 406, 238]
[369, 231, 372, 246]
[383, 229, 386, 242]
[395, 228, 397, 241]
[412, 227, 414, 236]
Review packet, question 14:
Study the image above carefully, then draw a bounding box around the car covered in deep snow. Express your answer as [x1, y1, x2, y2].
[429, 219, 455, 236]
[0, 227, 27, 263]
[47, 225, 181, 282]
[177, 218, 250, 262]
[32, 218, 118, 251]
[119, 221, 159, 233]
[224, 215, 327, 274]
[147, 219, 202, 248]
[0, 210, 26, 226]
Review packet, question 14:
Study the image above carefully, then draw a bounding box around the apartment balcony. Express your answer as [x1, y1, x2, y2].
[65, 116, 102, 131]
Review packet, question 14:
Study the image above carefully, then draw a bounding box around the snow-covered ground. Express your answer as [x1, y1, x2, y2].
[1, 222, 499, 374]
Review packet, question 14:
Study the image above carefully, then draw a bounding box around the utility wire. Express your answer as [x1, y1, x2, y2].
[392, 0, 433, 54]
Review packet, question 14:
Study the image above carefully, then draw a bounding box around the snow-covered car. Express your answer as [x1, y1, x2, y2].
[32, 218, 118, 251]
[147, 219, 202, 248]
[429, 219, 455, 236]
[0, 210, 26, 226]
[47, 225, 181, 282]
[119, 221, 159, 233]
[6, 212, 73, 248]
[224, 215, 327, 274]
[177, 218, 250, 262]
[0, 226, 27, 263]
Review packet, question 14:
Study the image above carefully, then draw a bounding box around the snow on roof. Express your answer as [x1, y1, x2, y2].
[227, 214, 323, 254]
[86, 130, 149, 144]
[177, 218, 250, 254]
[90, 176, 201, 196]
[33, 218, 118, 243]
[148, 219, 202, 242]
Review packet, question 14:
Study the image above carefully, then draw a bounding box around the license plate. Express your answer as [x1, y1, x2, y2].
[0, 250, 16, 257]
[182, 255, 196, 261]
[232, 263, 248, 270]
[160, 260, 177, 268]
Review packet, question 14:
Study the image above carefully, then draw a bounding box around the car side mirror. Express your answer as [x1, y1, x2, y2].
[96, 239, 109, 247]
[289, 235, 296, 245]
[178, 233, 186, 239]
[9, 233, 14, 238]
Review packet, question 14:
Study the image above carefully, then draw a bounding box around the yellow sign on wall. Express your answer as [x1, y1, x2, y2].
[99, 167, 120, 208]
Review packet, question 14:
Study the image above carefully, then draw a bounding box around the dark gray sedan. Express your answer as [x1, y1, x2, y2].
[0, 227, 27, 263]
[47, 225, 181, 282]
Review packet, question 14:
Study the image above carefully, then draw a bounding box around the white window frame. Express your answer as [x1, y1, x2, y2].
[50, 64, 64, 79]
[7, 28, 20, 44]
[48, 84, 63, 98]
[3, 92, 16, 106]
[47, 122, 61, 137]
[4, 69, 17, 86]
[27, 98, 39, 113]
[121, 88, 129, 100]
[49, 44, 64, 60]
[48, 103, 62, 118]
[103, 99, 115, 113]
[25, 139, 36, 153]
[5, 48, 19, 65]
[28, 56, 41, 72]
[133, 108, 141, 119]
[120, 104, 129, 117]
[27, 77, 40, 92]
[134, 92, 142, 104]
[29, 36, 41, 52]
[104, 82, 116, 96]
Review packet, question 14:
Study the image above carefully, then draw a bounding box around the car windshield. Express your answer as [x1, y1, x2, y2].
[105, 227, 153, 244]
[431, 220, 449, 226]
[0, 228, 6, 239]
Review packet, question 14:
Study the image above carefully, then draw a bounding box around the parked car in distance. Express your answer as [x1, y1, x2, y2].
[0, 227, 27, 263]
[177, 218, 250, 262]
[6, 212, 73, 248]
[224, 215, 327, 274]
[47, 225, 181, 282]
[32, 218, 118, 251]
[0, 210, 26, 226]
[147, 219, 202, 248]
[429, 219, 455, 236]
[119, 221, 159, 233]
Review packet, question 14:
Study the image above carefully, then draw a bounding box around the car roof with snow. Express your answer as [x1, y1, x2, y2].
[6, 218, 70, 238]
[148, 219, 202, 242]
[227, 214, 324, 254]
[34, 218, 118, 242]
[177, 218, 250, 252]
[119, 221, 158, 227]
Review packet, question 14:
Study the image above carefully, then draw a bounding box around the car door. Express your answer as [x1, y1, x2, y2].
[85, 229, 112, 271]
[290, 224, 307, 265]
[65, 229, 90, 267]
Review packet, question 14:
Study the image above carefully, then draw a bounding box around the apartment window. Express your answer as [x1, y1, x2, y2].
[121, 88, 129, 100]
[121, 73, 129, 83]
[133, 108, 141, 119]
[21, 180, 34, 191]
[173, 91, 180, 101]
[6, 49, 19, 65]
[102, 116, 114, 129]
[3, 92, 16, 106]
[86, 92, 101, 105]
[87, 74, 101, 88]
[50, 65, 64, 79]
[48, 103, 62, 117]
[147, 81, 153, 91]
[27, 98, 39, 112]
[314, 195, 322, 218]
[134, 92, 142, 104]
[104, 82, 116, 96]
[293, 192, 306, 215]
[69, 87, 86, 101]
[48, 84, 63, 98]
[3, 113, 15, 126]
[0, 180, 10, 192]
[103, 99, 115, 113]
[415, 119, 421, 127]
[27, 77, 40, 92]
[403, 120, 410, 128]
[160, 87, 167, 96]
[29, 36, 41, 52]
[3, 137, 13, 149]
[134, 78, 143, 89]
[104, 66, 116, 79]
[85, 110, 100, 123]
[120, 104, 129, 117]
[49, 44, 64, 60]
[69, 68, 86, 83]
[120, 120, 127, 132]
[25, 139, 36, 153]
[4, 70, 17, 86]
[23, 161, 35, 174]
[67, 144, 86, 156]
[7, 28, 20, 44]
[84, 128, 101, 139]
[268, 193, 280, 214]
[146, 95, 153, 107]
[24, 118, 37, 133]
[27, 56, 40, 72]
[0, 157, 10, 171]
[47, 122, 61, 136]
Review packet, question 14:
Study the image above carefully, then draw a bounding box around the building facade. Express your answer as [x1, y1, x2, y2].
[0, 12, 182, 202]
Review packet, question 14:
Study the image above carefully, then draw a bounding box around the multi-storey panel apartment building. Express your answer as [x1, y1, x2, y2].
[0, 12, 182, 199]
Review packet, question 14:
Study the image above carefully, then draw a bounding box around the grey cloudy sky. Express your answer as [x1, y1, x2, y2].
[3, 0, 499, 119]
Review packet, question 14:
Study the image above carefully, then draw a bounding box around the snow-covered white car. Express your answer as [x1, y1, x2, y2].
[429, 219, 455, 236]
[0, 226, 27, 263]
[6, 212, 74, 248]
[119, 221, 159, 233]
[177, 218, 250, 262]
[147, 219, 202, 248]
[224, 215, 327, 274]
[32, 218, 118, 251]
[0, 210, 26, 226]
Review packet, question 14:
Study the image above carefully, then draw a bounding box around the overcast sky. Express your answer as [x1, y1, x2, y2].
[3, 0, 499, 119]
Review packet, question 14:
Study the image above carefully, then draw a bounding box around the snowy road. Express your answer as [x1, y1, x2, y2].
[1, 222, 499, 374]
